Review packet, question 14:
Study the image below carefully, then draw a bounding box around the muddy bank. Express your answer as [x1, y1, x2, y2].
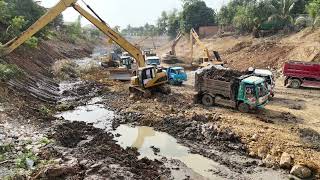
[36, 121, 167, 179]
[3, 39, 95, 103]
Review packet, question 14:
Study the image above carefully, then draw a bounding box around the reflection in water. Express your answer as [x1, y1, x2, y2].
[114, 125, 228, 180]
[55, 103, 114, 131]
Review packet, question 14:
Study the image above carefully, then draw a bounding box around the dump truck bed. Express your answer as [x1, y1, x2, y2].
[195, 73, 239, 101]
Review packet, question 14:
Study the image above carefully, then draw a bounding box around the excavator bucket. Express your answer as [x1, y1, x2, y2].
[109, 68, 133, 81]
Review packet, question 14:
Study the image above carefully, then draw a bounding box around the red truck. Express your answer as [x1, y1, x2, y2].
[283, 61, 320, 88]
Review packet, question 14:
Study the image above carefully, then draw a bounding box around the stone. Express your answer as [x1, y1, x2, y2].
[290, 165, 312, 179]
[280, 152, 293, 169]
[249, 151, 255, 157]
[263, 154, 275, 168]
[26, 158, 35, 170]
[251, 134, 258, 141]
[257, 146, 268, 159]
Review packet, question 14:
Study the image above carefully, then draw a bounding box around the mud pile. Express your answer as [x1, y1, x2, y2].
[197, 66, 244, 81]
[155, 116, 245, 152]
[50, 121, 166, 179]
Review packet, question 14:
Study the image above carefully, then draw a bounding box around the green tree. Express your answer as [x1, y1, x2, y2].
[306, 0, 320, 27]
[233, 5, 256, 32]
[167, 9, 180, 38]
[157, 11, 168, 35]
[268, 0, 296, 26]
[180, 0, 216, 32]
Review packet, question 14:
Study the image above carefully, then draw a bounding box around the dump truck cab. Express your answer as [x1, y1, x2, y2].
[164, 66, 187, 85]
[120, 55, 133, 69]
[252, 69, 275, 97]
[238, 76, 270, 111]
[146, 56, 161, 66]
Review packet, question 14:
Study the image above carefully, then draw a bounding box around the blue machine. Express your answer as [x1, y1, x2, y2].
[164, 67, 187, 85]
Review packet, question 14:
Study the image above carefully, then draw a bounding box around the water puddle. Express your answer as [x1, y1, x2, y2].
[114, 125, 228, 179]
[56, 99, 289, 180]
[55, 98, 115, 130]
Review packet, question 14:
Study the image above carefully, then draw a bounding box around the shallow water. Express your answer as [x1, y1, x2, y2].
[56, 99, 289, 180]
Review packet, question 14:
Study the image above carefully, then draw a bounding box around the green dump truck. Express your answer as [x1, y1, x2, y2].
[195, 66, 270, 113]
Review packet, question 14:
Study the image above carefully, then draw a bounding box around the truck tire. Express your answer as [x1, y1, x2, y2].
[201, 94, 214, 107]
[238, 103, 249, 113]
[169, 79, 175, 85]
[289, 79, 301, 89]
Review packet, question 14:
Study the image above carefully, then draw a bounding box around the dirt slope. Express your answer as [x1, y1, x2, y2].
[157, 28, 320, 70]
[3, 38, 94, 102]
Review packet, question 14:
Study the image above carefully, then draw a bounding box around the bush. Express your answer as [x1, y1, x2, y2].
[52, 59, 80, 80]
[24, 36, 38, 48]
[0, 64, 24, 82]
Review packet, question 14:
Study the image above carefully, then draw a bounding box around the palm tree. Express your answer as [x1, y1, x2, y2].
[268, 0, 296, 26]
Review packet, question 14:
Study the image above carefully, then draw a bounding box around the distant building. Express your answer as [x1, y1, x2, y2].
[198, 26, 219, 37]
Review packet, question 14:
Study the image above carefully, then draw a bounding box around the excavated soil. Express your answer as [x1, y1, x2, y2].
[47, 121, 166, 179]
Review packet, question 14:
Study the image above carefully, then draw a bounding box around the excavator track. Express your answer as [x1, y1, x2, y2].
[129, 84, 171, 98]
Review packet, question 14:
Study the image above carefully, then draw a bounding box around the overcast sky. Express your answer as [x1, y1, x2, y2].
[39, 0, 229, 28]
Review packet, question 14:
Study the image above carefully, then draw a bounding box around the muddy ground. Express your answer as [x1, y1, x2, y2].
[1, 30, 320, 179]
[81, 67, 320, 179]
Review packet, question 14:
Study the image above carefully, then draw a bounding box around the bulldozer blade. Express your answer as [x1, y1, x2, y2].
[109, 69, 132, 81]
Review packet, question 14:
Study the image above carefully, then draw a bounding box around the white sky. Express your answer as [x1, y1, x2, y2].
[39, 0, 229, 29]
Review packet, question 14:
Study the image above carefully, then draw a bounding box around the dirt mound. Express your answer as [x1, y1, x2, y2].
[52, 121, 99, 148]
[51, 121, 166, 179]
[227, 41, 253, 53]
[156, 116, 243, 150]
[197, 66, 244, 81]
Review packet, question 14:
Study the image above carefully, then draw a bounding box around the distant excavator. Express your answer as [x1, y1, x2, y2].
[1, 0, 171, 98]
[190, 28, 223, 67]
[162, 32, 183, 64]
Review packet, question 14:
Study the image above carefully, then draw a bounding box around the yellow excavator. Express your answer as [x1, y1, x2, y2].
[162, 32, 183, 64]
[190, 28, 223, 67]
[1, 0, 170, 98]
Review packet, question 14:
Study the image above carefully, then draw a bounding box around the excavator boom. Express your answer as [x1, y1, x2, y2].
[171, 32, 182, 56]
[72, 4, 145, 67]
[1, 0, 169, 96]
[2, 0, 145, 68]
[190, 28, 211, 60]
[3, 0, 77, 55]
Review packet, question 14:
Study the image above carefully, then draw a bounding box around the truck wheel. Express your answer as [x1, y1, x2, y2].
[238, 103, 249, 113]
[201, 94, 214, 107]
[290, 79, 301, 89]
[169, 79, 175, 85]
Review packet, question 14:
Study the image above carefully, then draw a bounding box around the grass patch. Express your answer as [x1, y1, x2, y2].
[0, 64, 24, 82]
[52, 59, 80, 80]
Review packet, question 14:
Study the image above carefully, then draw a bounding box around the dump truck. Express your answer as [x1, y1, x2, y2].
[194, 66, 270, 113]
[284, 61, 320, 89]
[163, 66, 187, 85]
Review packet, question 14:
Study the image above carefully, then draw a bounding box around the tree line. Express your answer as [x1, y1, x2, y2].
[121, 0, 320, 38]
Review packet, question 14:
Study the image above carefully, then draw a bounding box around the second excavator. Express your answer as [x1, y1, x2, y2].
[190, 28, 223, 67]
[1, 0, 171, 98]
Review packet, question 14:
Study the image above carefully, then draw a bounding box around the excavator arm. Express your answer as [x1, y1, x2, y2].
[190, 28, 211, 60]
[72, 3, 145, 67]
[2, 0, 146, 68]
[171, 32, 182, 56]
[3, 0, 77, 55]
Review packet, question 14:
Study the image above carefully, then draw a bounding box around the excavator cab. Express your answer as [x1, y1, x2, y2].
[130, 66, 170, 98]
